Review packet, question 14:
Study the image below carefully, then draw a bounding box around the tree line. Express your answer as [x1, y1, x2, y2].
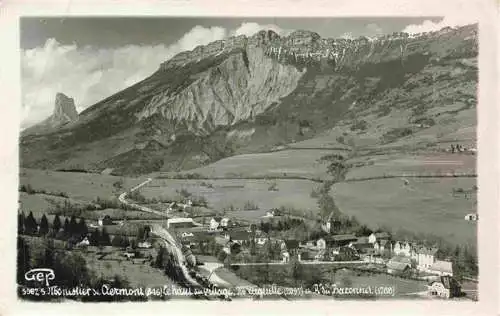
[17, 211, 136, 249]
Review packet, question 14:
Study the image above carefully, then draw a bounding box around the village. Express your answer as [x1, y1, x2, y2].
[70, 195, 468, 300]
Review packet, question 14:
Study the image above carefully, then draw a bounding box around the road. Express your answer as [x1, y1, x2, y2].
[230, 260, 367, 266]
[118, 178, 201, 288]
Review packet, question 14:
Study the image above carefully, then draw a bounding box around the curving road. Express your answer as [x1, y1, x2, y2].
[118, 178, 201, 288]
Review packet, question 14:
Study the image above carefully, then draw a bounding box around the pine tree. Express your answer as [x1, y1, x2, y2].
[25, 211, 37, 235]
[39, 214, 49, 235]
[155, 246, 166, 268]
[122, 237, 131, 248]
[78, 218, 88, 237]
[63, 218, 71, 235]
[17, 237, 31, 284]
[111, 235, 124, 247]
[18, 212, 25, 234]
[69, 216, 78, 236]
[52, 214, 62, 233]
[89, 230, 101, 246]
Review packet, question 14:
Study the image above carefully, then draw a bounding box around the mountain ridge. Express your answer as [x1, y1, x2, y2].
[20, 24, 478, 175]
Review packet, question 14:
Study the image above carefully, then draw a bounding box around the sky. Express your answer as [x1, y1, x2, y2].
[20, 16, 476, 129]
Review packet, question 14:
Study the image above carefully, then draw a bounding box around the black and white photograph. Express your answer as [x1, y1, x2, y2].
[3, 1, 497, 311]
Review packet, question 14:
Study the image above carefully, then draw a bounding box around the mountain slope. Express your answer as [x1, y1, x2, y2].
[20, 24, 478, 175]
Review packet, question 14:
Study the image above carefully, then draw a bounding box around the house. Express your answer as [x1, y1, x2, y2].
[226, 230, 250, 244]
[427, 275, 461, 298]
[325, 234, 358, 247]
[265, 209, 282, 217]
[316, 238, 326, 250]
[220, 217, 230, 228]
[282, 251, 290, 263]
[351, 242, 374, 254]
[373, 239, 389, 253]
[335, 247, 359, 261]
[386, 256, 412, 274]
[209, 217, 221, 230]
[464, 213, 478, 221]
[77, 237, 90, 247]
[320, 216, 342, 234]
[416, 246, 438, 271]
[368, 232, 391, 244]
[393, 241, 415, 257]
[98, 215, 113, 226]
[254, 232, 268, 246]
[429, 260, 453, 276]
[138, 241, 152, 249]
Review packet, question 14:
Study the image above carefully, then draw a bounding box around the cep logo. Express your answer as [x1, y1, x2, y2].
[24, 268, 55, 287]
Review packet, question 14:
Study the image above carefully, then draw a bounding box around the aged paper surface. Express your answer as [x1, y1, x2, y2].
[0, 0, 498, 315]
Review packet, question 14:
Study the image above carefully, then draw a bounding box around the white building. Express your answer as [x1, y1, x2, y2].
[166, 217, 195, 229]
[209, 217, 220, 231]
[368, 232, 390, 244]
[138, 241, 152, 249]
[416, 247, 438, 270]
[317, 238, 326, 250]
[220, 218, 230, 228]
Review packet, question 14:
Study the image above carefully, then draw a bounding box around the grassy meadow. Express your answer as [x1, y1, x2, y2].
[333, 177, 477, 245]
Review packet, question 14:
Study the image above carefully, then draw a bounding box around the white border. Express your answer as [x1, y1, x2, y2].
[0, 0, 498, 315]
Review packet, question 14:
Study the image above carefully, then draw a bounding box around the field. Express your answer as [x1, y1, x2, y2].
[345, 152, 476, 180]
[140, 179, 319, 221]
[328, 268, 429, 296]
[176, 149, 344, 180]
[333, 177, 477, 245]
[19, 168, 144, 201]
[18, 192, 94, 217]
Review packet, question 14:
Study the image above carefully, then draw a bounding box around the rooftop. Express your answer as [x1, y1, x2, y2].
[430, 260, 453, 274]
[168, 217, 194, 224]
[417, 246, 439, 255]
[326, 234, 358, 242]
[373, 232, 391, 239]
[386, 261, 410, 271]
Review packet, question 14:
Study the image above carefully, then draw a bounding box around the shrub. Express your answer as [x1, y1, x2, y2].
[268, 182, 279, 191]
[177, 188, 192, 198]
[381, 127, 413, 143]
[350, 119, 368, 131]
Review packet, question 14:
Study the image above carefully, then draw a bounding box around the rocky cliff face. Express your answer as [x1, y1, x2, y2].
[139, 39, 305, 134]
[20, 24, 478, 175]
[52, 93, 78, 125]
[22, 92, 78, 136]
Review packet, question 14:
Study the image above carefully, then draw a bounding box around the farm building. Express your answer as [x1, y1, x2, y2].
[167, 217, 195, 229]
[386, 256, 412, 274]
[325, 234, 358, 247]
[427, 275, 461, 299]
[227, 230, 251, 244]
